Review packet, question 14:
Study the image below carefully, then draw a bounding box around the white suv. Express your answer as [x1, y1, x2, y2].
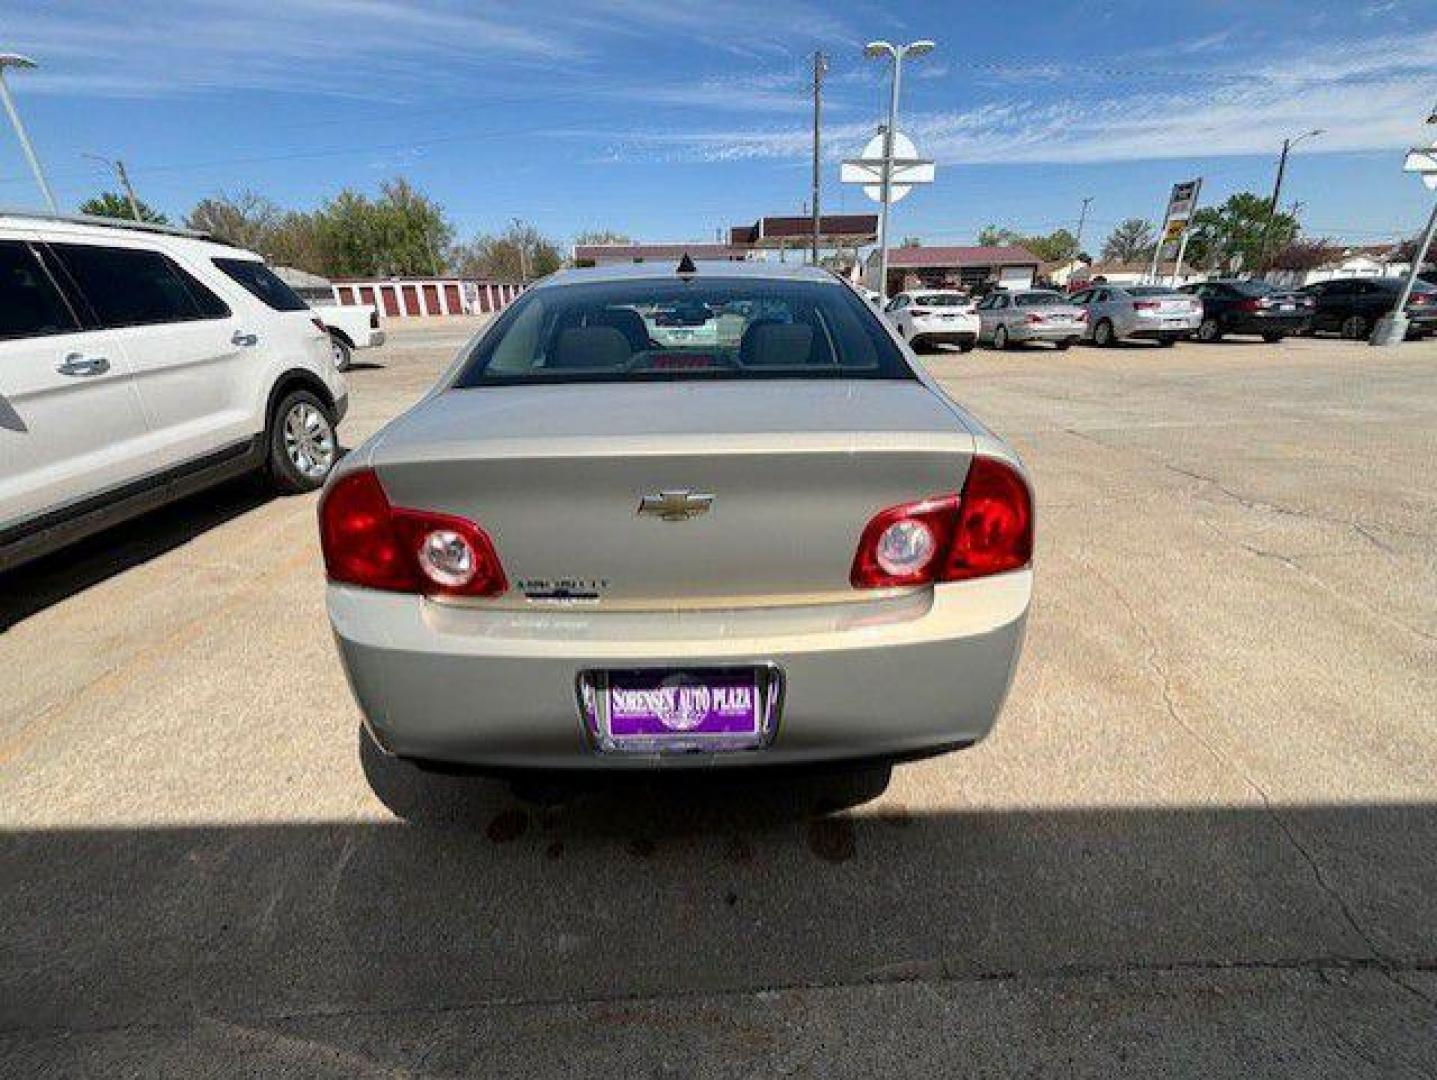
[0, 212, 348, 572]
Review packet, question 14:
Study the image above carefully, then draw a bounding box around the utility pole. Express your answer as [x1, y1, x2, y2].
[1074, 195, 1093, 269]
[115, 160, 141, 220]
[1258, 129, 1322, 273]
[810, 50, 827, 266]
[0, 54, 58, 213]
[84, 154, 143, 219]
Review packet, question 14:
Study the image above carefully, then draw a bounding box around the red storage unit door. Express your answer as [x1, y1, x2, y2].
[359, 286, 377, 308]
[443, 283, 461, 313]
[422, 283, 440, 315]
[337, 286, 354, 305]
[401, 285, 420, 316]
[380, 286, 400, 317]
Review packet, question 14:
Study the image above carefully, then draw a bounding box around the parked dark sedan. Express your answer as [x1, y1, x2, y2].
[1298, 277, 1437, 340]
[1177, 280, 1313, 343]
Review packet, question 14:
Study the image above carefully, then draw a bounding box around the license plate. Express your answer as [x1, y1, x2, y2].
[579, 668, 779, 754]
[1279, 304, 1295, 312]
[1164, 318, 1187, 327]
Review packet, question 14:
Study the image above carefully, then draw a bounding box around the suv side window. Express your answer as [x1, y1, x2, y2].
[0, 240, 79, 341]
[212, 258, 311, 312]
[49, 243, 230, 329]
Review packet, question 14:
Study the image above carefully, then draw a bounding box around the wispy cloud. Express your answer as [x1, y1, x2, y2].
[602, 30, 1437, 166]
[0, 0, 855, 101]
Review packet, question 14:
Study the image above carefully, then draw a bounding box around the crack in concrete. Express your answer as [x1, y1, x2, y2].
[1080, 558, 1405, 977]
[1062, 425, 1436, 551]
[5, 954, 1435, 1041]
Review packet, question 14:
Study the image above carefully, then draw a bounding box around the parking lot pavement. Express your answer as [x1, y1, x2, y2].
[2, 326, 1435, 1076]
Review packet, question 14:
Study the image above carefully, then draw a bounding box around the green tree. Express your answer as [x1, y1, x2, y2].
[976, 224, 1077, 263]
[79, 191, 168, 224]
[1101, 218, 1156, 264]
[454, 219, 562, 281]
[1185, 193, 1297, 273]
[314, 178, 454, 277]
[977, 224, 1022, 247]
[574, 228, 633, 246]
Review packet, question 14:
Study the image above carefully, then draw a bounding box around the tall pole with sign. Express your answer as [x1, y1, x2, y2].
[1170, 180, 1201, 286]
[1148, 179, 1201, 284]
[861, 40, 934, 299]
[1372, 108, 1437, 346]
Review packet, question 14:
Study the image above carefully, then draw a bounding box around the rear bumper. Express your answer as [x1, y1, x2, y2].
[365, 330, 387, 348]
[327, 572, 1031, 769]
[912, 331, 977, 348]
[1010, 324, 1081, 342]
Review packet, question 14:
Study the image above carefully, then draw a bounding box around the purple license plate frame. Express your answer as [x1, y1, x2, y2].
[577, 666, 783, 754]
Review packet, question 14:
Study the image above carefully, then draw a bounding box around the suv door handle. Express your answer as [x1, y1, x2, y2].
[56, 353, 110, 377]
[232, 331, 259, 347]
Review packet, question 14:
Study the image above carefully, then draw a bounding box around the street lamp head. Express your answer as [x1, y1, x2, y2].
[905, 40, 936, 58]
[864, 41, 895, 59]
[0, 54, 38, 71]
[1427, 101, 1437, 125]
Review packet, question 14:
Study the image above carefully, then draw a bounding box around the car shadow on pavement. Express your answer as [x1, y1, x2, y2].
[0, 476, 275, 631]
[2, 793, 1435, 1074]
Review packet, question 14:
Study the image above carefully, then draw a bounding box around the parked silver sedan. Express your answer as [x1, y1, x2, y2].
[1069, 284, 1202, 346]
[321, 262, 1033, 772]
[976, 289, 1086, 350]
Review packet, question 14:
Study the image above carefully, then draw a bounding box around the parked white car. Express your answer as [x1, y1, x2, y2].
[885, 290, 979, 352]
[1068, 284, 1201, 346]
[0, 212, 348, 572]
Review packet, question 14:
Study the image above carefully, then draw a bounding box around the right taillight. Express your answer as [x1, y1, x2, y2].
[319, 469, 507, 597]
[851, 456, 1033, 588]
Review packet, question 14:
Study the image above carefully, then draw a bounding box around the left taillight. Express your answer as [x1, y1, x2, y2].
[319, 469, 507, 597]
[850, 456, 1033, 589]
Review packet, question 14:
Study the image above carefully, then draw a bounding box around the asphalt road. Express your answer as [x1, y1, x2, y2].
[3, 322, 1435, 1077]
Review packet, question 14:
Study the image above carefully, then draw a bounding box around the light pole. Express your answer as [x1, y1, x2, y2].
[864, 38, 934, 299]
[1372, 103, 1437, 347]
[0, 53, 58, 213]
[1257, 128, 1322, 273]
[82, 153, 143, 220]
[810, 49, 827, 265]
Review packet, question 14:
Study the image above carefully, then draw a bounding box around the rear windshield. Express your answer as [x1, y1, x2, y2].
[213, 258, 310, 311]
[1012, 291, 1067, 307]
[1126, 286, 1179, 297]
[454, 278, 914, 386]
[1229, 280, 1279, 297]
[913, 293, 967, 307]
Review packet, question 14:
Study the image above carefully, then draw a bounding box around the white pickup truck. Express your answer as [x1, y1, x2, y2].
[285, 281, 385, 372]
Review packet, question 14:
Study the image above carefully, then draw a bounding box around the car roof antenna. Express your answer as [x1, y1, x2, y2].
[676, 252, 697, 276]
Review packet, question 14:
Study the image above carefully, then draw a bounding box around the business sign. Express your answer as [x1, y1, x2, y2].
[1158, 178, 1202, 261]
[841, 129, 935, 205]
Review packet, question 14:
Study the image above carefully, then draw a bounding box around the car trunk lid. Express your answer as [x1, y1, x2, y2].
[369, 381, 976, 608]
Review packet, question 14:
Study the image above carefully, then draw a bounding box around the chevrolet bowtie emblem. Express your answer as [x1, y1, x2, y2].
[637, 490, 714, 522]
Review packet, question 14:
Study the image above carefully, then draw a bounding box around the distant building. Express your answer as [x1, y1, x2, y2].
[329, 277, 523, 317]
[1066, 262, 1204, 289]
[1268, 244, 1416, 289]
[572, 214, 879, 269]
[867, 245, 1042, 295]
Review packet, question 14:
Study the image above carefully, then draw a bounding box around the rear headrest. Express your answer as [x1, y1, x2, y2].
[592, 308, 651, 352]
[549, 326, 631, 369]
[740, 322, 814, 367]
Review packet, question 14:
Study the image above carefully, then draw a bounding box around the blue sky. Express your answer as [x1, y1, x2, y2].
[2, 0, 1435, 252]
